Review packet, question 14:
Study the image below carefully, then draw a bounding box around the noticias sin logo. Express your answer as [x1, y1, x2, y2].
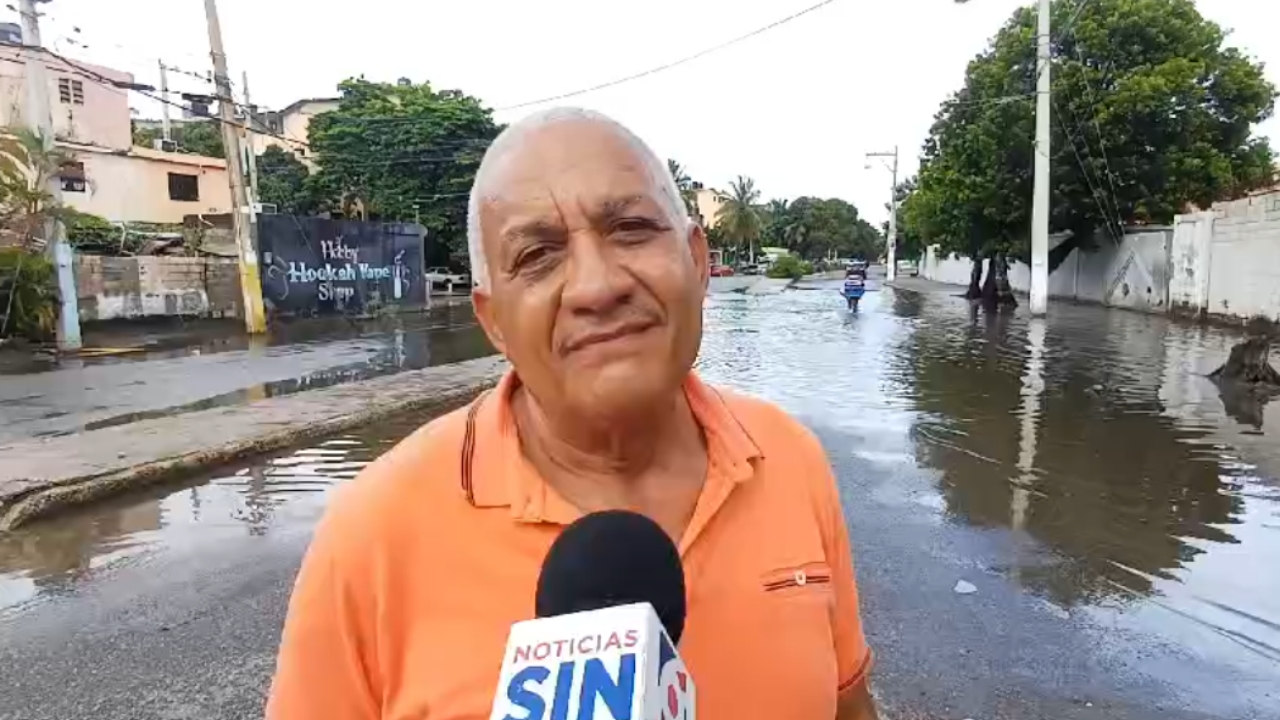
[500, 630, 640, 720]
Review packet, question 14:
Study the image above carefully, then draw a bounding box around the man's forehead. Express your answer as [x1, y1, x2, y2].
[480, 120, 664, 207]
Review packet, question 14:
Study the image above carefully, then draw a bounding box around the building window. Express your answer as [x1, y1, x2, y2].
[57, 78, 84, 105]
[59, 161, 86, 193]
[168, 172, 199, 202]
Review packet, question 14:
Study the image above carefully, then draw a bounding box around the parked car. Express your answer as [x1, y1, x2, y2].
[426, 267, 470, 289]
[710, 264, 735, 277]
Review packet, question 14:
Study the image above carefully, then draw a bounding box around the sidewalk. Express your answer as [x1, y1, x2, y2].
[0, 355, 507, 531]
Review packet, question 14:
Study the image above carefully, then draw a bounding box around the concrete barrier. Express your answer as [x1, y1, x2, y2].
[0, 355, 508, 531]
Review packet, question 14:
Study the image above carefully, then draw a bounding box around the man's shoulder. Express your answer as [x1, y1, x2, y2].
[319, 401, 476, 536]
[711, 385, 826, 459]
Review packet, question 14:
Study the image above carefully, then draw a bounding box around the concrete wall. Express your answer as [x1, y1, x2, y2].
[63, 146, 231, 224]
[1203, 194, 1280, 320]
[75, 255, 242, 322]
[0, 45, 133, 151]
[919, 189, 1280, 323]
[920, 228, 1172, 314]
[1169, 212, 1214, 316]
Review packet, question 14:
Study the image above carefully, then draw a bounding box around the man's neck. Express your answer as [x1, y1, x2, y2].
[510, 384, 709, 524]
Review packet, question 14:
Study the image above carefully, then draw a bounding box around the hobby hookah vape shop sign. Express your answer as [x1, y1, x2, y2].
[258, 216, 426, 314]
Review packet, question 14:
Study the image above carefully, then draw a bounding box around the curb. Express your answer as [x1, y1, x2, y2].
[0, 358, 507, 532]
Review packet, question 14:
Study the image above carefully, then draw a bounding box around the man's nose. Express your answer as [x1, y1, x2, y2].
[560, 232, 635, 314]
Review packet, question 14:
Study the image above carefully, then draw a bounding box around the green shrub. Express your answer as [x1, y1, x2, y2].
[66, 211, 121, 253]
[766, 255, 809, 280]
[0, 247, 57, 341]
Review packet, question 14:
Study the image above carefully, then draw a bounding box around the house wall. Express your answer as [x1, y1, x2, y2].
[75, 255, 242, 322]
[250, 99, 339, 163]
[694, 188, 724, 228]
[62, 146, 231, 224]
[0, 45, 132, 150]
[1203, 194, 1280, 321]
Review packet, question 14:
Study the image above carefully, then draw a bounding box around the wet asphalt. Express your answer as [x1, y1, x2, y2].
[1, 275, 1277, 719]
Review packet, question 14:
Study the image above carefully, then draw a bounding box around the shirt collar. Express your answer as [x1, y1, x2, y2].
[464, 369, 763, 524]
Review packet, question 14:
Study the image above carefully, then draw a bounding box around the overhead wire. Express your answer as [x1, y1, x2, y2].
[494, 0, 840, 111]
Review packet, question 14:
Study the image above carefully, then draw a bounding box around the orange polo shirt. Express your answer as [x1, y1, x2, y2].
[267, 371, 872, 720]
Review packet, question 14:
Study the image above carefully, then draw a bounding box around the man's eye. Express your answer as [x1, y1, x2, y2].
[613, 218, 661, 236]
[515, 246, 551, 268]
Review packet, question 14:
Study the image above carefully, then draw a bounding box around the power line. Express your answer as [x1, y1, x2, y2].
[495, 0, 840, 111]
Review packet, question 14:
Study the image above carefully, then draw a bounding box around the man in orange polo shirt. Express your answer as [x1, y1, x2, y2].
[267, 107, 879, 720]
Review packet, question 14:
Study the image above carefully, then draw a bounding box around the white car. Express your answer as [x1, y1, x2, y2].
[426, 267, 470, 288]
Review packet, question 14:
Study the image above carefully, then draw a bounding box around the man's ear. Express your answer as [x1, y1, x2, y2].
[687, 222, 711, 291]
[472, 287, 507, 355]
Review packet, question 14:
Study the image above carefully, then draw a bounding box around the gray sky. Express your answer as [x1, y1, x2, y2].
[25, 0, 1280, 225]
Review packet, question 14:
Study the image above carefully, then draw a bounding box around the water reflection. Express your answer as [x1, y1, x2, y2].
[0, 413, 431, 612]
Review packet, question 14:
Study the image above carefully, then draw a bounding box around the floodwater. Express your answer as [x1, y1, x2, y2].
[2, 279, 1278, 717]
[0, 303, 494, 442]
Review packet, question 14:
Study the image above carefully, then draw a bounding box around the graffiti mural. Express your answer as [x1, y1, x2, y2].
[258, 216, 427, 315]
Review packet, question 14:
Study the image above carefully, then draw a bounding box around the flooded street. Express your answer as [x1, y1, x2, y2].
[2, 280, 1278, 719]
[0, 303, 492, 442]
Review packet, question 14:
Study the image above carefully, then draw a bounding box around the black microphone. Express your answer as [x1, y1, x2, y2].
[489, 511, 697, 719]
[536, 510, 687, 644]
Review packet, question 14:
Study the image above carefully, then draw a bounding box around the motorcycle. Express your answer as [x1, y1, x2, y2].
[842, 274, 866, 311]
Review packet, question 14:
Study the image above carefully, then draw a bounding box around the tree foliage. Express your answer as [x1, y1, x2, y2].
[905, 0, 1276, 269]
[666, 159, 700, 221]
[257, 146, 315, 214]
[306, 78, 500, 255]
[132, 120, 226, 158]
[714, 176, 763, 260]
[0, 127, 75, 249]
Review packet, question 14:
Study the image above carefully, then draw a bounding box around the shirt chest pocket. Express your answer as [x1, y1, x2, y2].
[752, 560, 839, 690]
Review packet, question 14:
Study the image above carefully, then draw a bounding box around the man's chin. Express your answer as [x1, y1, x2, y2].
[567, 362, 678, 416]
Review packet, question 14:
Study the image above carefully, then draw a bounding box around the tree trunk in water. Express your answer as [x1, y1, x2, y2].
[964, 257, 983, 299]
[1210, 335, 1280, 385]
[994, 252, 1018, 307]
[980, 255, 998, 307]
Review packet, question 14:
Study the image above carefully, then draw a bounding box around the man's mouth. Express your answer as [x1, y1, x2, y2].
[562, 321, 656, 355]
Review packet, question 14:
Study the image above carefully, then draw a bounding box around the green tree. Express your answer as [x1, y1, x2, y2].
[131, 120, 226, 158]
[885, 177, 924, 262]
[307, 78, 500, 257]
[785, 196, 883, 261]
[257, 146, 315, 214]
[666, 159, 700, 220]
[907, 0, 1276, 300]
[714, 176, 763, 263]
[177, 121, 226, 158]
[760, 198, 793, 249]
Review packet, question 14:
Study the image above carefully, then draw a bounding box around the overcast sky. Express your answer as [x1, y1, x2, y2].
[21, 0, 1280, 225]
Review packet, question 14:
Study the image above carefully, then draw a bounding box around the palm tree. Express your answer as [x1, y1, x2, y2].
[715, 176, 762, 264]
[666, 159, 699, 222]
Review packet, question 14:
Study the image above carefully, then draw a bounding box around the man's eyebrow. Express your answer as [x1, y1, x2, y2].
[501, 219, 565, 245]
[592, 195, 649, 224]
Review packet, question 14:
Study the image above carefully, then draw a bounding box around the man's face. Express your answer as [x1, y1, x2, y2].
[473, 120, 710, 421]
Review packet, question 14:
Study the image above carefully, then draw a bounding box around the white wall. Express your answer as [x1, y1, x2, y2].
[1205, 194, 1280, 321]
[920, 229, 1171, 314]
[1169, 212, 1214, 315]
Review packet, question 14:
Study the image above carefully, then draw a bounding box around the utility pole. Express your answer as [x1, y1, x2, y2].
[19, 0, 80, 349]
[241, 70, 259, 205]
[1028, 0, 1051, 316]
[953, 0, 1050, 314]
[866, 146, 899, 282]
[204, 0, 266, 334]
[158, 61, 172, 142]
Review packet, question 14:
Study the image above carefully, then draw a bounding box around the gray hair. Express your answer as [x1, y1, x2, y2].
[466, 107, 689, 290]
